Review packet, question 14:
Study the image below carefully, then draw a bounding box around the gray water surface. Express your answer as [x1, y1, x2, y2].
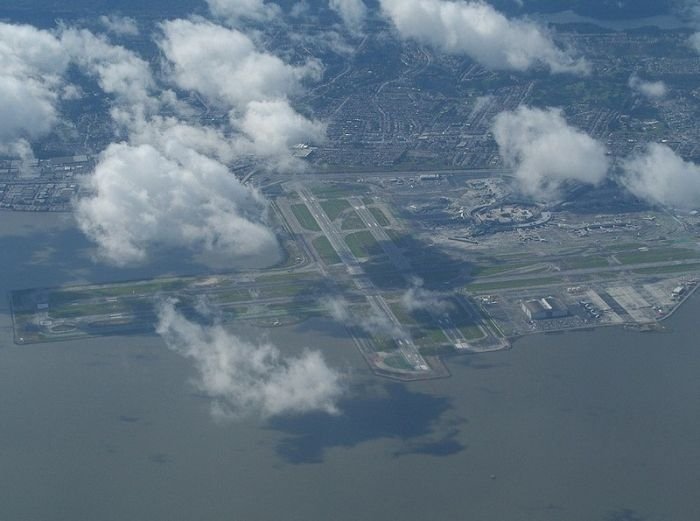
[0, 214, 698, 521]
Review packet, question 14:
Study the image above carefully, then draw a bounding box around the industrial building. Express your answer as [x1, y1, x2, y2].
[522, 297, 569, 320]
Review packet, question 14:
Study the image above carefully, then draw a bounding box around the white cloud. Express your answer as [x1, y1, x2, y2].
[158, 19, 325, 168]
[60, 28, 158, 117]
[99, 15, 139, 37]
[58, 27, 280, 267]
[401, 278, 451, 314]
[492, 106, 609, 200]
[289, 29, 356, 57]
[159, 19, 317, 110]
[75, 124, 278, 266]
[621, 143, 700, 209]
[0, 139, 37, 176]
[128, 116, 238, 164]
[156, 299, 343, 419]
[324, 297, 401, 338]
[683, 1, 700, 52]
[690, 32, 700, 53]
[379, 0, 589, 74]
[330, 0, 368, 33]
[628, 74, 667, 99]
[291, 1, 311, 18]
[205, 0, 280, 24]
[66, 21, 323, 264]
[234, 100, 326, 167]
[0, 22, 69, 154]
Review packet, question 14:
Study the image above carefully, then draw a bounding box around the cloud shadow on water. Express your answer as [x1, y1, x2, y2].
[267, 382, 466, 464]
[604, 509, 647, 521]
[392, 428, 465, 458]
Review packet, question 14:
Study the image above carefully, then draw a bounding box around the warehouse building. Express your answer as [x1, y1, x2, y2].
[522, 297, 569, 320]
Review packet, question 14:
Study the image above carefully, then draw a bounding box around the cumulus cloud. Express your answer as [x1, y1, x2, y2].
[158, 19, 324, 167]
[75, 123, 278, 266]
[205, 0, 280, 24]
[291, 1, 311, 18]
[628, 74, 667, 99]
[99, 15, 139, 36]
[234, 100, 326, 166]
[64, 20, 324, 263]
[492, 106, 609, 200]
[57, 27, 280, 267]
[330, 0, 368, 33]
[690, 32, 700, 53]
[60, 28, 159, 119]
[325, 297, 401, 337]
[0, 22, 69, 156]
[0, 139, 37, 176]
[156, 299, 343, 420]
[159, 19, 317, 110]
[621, 143, 700, 209]
[128, 116, 238, 164]
[379, 0, 589, 74]
[401, 279, 451, 314]
[683, 1, 700, 52]
[1, 19, 320, 262]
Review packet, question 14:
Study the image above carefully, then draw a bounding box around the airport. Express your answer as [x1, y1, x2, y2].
[11, 168, 700, 380]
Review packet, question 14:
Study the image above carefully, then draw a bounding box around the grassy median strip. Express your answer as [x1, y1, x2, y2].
[345, 230, 382, 258]
[465, 277, 560, 293]
[369, 206, 390, 227]
[291, 203, 321, 232]
[312, 236, 342, 265]
[320, 198, 351, 220]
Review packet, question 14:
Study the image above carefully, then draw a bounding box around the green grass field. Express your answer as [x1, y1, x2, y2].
[633, 263, 700, 275]
[616, 248, 700, 265]
[383, 354, 414, 371]
[471, 263, 535, 277]
[369, 206, 390, 227]
[47, 279, 186, 306]
[212, 289, 252, 304]
[460, 324, 486, 340]
[340, 211, 366, 230]
[255, 272, 321, 284]
[291, 203, 321, 232]
[312, 236, 342, 265]
[558, 256, 611, 270]
[345, 230, 382, 258]
[465, 277, 560, 293]
[320, 198, 351, 220]
[311, 183, 368, 199]
[413, 326, 449, 348]
[389, 302, 416, 325]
